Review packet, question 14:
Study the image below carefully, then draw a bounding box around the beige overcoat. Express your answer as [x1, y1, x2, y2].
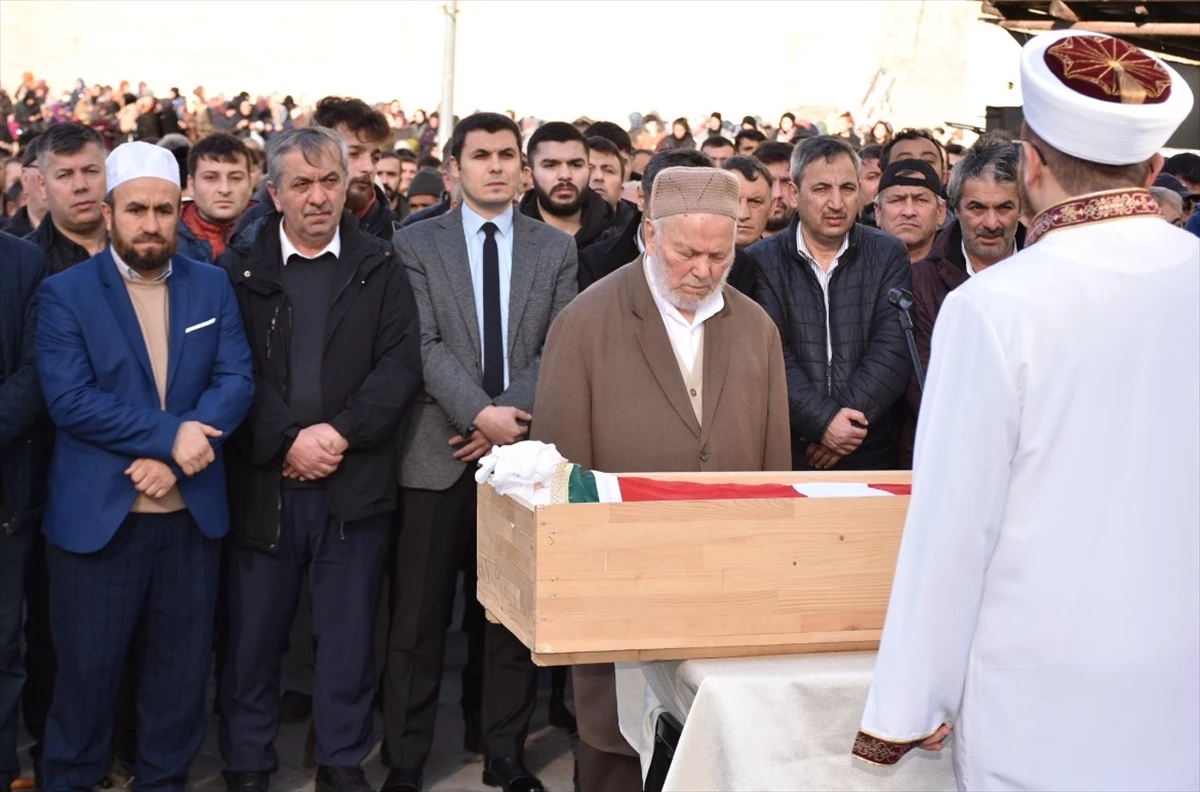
[530, 257, 791, 756]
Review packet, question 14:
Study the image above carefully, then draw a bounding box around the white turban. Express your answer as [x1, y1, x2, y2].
[1020, 32, 1193, 166]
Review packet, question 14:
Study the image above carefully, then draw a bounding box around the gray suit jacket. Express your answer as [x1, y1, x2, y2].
[393, 205, 578, 491]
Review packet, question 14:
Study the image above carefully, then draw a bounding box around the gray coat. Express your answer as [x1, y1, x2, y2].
[393, 205, 578, 491]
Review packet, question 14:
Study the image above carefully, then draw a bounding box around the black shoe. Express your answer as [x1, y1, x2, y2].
[482, 757, 544, 792]
[462, 709, 483, 754]
[315, 766, 372, 792]
[224, 771, 270, 792]
[279, 690, 313, 723]
[380, 768, 422, 792]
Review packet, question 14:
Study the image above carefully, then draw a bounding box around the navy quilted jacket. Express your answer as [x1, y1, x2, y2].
[749, 216, 912, 470]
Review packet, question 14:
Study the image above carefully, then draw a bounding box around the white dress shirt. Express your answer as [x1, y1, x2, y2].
[280, 221, 341, 264]
[643, 255, 724, 373]
[962, 241, 979, 277]
[462, 201, 515, 389]
[797, 229, 850, 363]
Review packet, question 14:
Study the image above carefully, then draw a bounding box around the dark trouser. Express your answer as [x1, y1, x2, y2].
[382, 469, 537, 771]
[112, 658, 139, 771]
[22, 530, 55, 771]
[219, 488, 390, 773]
[42, 510, 219, 792]
[459, 529, 485, 717]
[212, 542, 230, 702]
[24, 529, 138, 783]
[0, 526, 31, 788]
[282, 567, 391, 698]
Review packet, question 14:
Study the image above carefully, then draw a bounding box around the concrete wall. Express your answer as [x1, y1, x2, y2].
[0, 0, 1021, 130]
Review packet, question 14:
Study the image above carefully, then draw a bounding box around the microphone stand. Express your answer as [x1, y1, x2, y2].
[888, 288, 925, 394]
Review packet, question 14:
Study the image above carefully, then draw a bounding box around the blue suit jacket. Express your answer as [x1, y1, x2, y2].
[35, 248, 254, 553]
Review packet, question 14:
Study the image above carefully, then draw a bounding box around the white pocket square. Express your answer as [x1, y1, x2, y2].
[185, 318, 216, 334]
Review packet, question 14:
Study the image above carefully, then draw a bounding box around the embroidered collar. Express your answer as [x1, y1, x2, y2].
[1026, 188, 1161, 246]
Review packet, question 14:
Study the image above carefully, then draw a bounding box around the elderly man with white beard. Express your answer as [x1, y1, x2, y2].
[531, 166, 791, 791]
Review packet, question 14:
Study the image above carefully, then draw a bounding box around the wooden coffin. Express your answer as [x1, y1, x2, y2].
[477, 470, 911, 666]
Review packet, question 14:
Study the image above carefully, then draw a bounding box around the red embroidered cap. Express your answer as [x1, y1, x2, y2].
[1021, 32, 1193, 165]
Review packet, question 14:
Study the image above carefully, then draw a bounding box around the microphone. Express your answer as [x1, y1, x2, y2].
[888, 287, 915, 312]
[888, 287, 925, 393]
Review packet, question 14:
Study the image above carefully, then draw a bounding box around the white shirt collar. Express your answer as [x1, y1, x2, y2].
[962, 235, 1019, 276]
[462, 200, 515, 239]
[111, 245, 172, 282]
[962, 240, 979, 277]
[642, 254, 725, 329]
[280, 221, 341, 265]
[797, 227, 849, 264]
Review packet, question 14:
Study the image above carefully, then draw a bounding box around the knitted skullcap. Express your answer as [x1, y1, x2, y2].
[648, 167, 740, 221]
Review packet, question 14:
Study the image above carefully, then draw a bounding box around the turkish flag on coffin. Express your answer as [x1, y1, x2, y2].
[573, 471, 911, 504]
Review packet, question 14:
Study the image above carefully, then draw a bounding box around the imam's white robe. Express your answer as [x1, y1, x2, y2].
[859, 215, 1200, 791]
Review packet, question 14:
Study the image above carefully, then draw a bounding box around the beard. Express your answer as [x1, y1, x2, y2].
[766, 207, 794, 232]
[113, 227, 176, 272]
[534, 179, 584, 218]
[648, 252, 730, 314]
[964, 227, 1013, 261]
[346, 177, 374, 212]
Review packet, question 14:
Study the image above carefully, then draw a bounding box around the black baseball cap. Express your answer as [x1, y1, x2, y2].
[1154, 173, 1199, 201]
[878, 159, 945, 199]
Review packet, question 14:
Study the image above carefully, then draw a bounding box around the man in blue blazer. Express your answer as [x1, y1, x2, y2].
[34, 142, 254, 792]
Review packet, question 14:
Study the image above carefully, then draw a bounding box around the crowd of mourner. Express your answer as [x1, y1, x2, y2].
[1, 67, 1199, 792]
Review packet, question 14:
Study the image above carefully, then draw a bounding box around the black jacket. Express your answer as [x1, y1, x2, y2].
[578, 207, 759, 297]
[399, 195, 451, 229]
[611, 198, 638, 242]
[357, 184, 402, 240]
[135, 110, 164, 141]
[219, 212, 423, 551]
[578, 206, 640, 290]
[728, 248, 759, 300]
[1, 207, 36, 239]
[232, 183, 400, 244]
[656, 134, 697, 152]
[0, 234, 52, 530]
[25, 214, 94, 275]
[519, 187, 617, 250]
[749, 217, 912, 470]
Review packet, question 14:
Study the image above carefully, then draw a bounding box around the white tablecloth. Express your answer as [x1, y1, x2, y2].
[615, 652, 957, 792]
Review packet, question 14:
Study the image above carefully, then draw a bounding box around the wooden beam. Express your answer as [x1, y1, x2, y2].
[1049, 0, 1081, 22]
[1000, 20, 1200, 36]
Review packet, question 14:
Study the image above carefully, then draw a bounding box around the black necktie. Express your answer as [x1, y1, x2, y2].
[481, 221, 504, 398]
